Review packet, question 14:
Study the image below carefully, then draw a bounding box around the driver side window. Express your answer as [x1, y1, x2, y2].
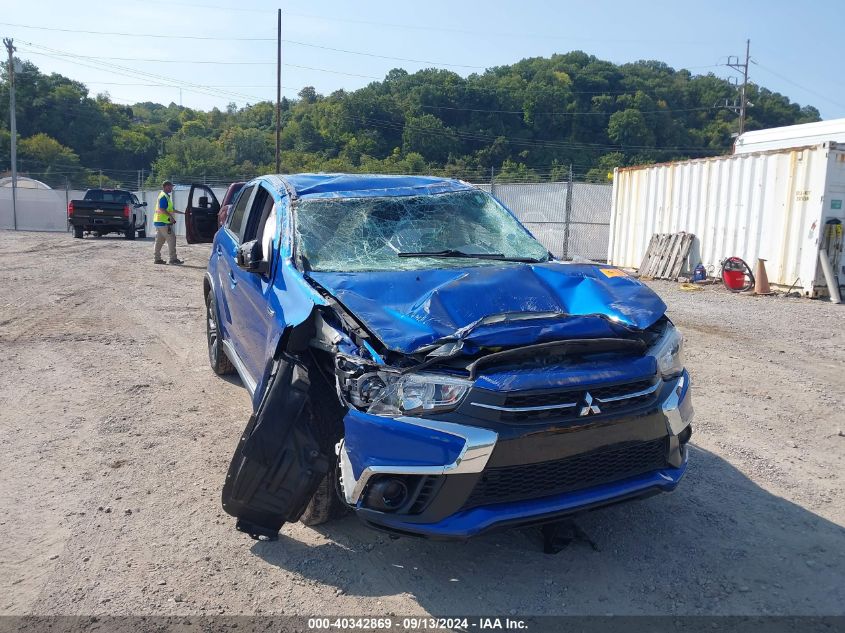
[227, 185, 254, 241]
[241, 185, 278, 270]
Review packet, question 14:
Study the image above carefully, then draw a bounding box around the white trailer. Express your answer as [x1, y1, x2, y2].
[608, 142, 845, 297]
[734, 118, 845, 155]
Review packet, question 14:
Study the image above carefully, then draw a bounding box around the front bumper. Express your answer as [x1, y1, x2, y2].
[359, 457, 686, 539]
[340, 371, 693, 540]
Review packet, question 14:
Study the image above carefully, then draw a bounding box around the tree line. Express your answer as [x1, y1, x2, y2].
[0, 51, 820, 189]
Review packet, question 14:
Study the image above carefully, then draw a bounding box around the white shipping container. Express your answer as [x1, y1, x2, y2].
[734, 118, 845, 155]
[608, 142, 845, 297]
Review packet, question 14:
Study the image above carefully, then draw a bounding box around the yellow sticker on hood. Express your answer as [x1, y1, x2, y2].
[598, 267, 627, 278]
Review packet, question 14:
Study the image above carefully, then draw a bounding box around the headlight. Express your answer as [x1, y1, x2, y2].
[649, 323, 685, 379]
[368, 372, 471, 417]
[337, 358, 471, 418]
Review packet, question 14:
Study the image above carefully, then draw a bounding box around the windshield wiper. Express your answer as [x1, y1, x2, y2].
[398, 249, 544, 263]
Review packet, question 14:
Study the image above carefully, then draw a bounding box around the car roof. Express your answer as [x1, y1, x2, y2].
[259, 173, 476, 200]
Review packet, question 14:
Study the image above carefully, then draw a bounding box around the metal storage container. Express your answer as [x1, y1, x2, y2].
[608, 142, 845, 297]
[734, 118, 845, 155]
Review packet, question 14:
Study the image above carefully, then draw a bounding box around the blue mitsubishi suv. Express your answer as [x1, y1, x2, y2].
[195, 174, 693, 541]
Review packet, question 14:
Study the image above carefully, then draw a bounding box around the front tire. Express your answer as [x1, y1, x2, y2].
[300, 461, 347, 526]
[206, 291, 235, 375]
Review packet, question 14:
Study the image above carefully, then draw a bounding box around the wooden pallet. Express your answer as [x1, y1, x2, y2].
[637, 232, 695, 280]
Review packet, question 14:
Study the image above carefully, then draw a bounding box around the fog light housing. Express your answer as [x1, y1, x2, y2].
[365, 477, 409, 512]
[678, 425, 693, 445]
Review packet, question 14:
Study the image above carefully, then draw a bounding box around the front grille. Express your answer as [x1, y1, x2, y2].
[463, 438, 668, 509]
[501, 378, 655, 409]
[590, 378, 655, 401]
[471, 376, 659, 423]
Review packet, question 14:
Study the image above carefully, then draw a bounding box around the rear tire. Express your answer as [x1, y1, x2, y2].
[73, 226, 83, 239]
[206, 291, 235, 375]
[138, 228, 147, 238]
[124, 227, 136, 240]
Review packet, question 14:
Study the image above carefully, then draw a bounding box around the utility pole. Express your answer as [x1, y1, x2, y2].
[4, 37, 17, 230]
[275, 8, 281, 174]
[726, 39, 751, 135]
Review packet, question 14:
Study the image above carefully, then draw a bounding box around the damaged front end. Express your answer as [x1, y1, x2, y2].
[219, 178, 692, 542]
[223, 280, 693, 541]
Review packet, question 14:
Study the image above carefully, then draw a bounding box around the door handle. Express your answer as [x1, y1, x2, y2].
[228, 271, 237, 287]
[266, 306, 276, 317]
[216, 245, 222, 256]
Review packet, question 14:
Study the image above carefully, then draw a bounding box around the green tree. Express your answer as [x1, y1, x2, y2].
[607, 109, 655, 147]
[18, 133, 85, 187]
[2, 54, 824, 186]
[402, 114, 460, 163]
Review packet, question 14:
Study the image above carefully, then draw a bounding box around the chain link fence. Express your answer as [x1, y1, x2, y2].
[2, 174, 613, 260]
[476, 180, 612, 262]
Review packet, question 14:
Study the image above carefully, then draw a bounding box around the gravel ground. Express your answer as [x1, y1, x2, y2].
[0, 230, 843, 617]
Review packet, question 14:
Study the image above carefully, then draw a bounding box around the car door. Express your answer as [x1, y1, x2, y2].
[228, 184, 283, 387]
[185, 184, 221, 244]
[130, 193, 146, 228]
[216, 184, 256, 368]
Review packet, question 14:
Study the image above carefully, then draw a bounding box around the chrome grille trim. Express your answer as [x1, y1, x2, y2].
[470, 379, 660, 414]
[471, 401, 578, 413]
[594, 381, 660, 403]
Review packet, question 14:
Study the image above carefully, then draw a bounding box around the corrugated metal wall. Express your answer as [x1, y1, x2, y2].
[608, 146, 833, 293]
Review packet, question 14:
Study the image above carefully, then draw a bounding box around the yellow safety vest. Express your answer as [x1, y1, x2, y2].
[154, 191, 175, 224]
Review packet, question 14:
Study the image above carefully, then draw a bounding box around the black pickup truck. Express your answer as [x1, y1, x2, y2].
[67, 189, 148, 240]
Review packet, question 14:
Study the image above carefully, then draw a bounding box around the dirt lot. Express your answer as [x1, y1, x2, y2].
[0, 230, 843, 617]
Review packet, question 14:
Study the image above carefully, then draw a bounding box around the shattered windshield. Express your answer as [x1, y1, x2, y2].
[295, 189, 550, 272]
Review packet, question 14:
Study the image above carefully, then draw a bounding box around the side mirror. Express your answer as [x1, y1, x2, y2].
[236, 239, 268, 274]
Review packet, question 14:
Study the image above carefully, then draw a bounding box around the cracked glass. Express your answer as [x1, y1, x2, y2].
[294, 189, 549, 272]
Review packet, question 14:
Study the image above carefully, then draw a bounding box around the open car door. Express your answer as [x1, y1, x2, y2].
[185, 184, 221, 244]
[222, 353, 331, 540]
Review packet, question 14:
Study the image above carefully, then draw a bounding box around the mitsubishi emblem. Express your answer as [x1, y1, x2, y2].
[579, 392, 602, 416]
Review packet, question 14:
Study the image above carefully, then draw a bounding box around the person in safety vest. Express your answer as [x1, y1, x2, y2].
[153, 181, 185, 265]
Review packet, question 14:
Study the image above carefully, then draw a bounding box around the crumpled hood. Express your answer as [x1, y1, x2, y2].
[308, 263, 666, 355]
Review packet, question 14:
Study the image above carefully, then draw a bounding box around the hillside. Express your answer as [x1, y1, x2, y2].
[0, 51, 821, 188]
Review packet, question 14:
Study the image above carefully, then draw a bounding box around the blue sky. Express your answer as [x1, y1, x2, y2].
[3, 0, 844, 120]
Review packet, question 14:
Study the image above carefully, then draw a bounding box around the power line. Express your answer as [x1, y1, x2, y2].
[34, 54, 276, 65]
[752, 61, 845, 111]
[22, 45, 729, 116]
[25, 50, 260, 103]
[76, 81, 299, 88]
[0, 20, 275, 41]
[21, 46, 383, 81]
[277, 63, 380, 80]
[3, 20, 484, 69]
[281, 39, 485, 69]
[419, 104, 717, 117]
[19, 44, 269, 102]
[3, 20, 727, 76]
